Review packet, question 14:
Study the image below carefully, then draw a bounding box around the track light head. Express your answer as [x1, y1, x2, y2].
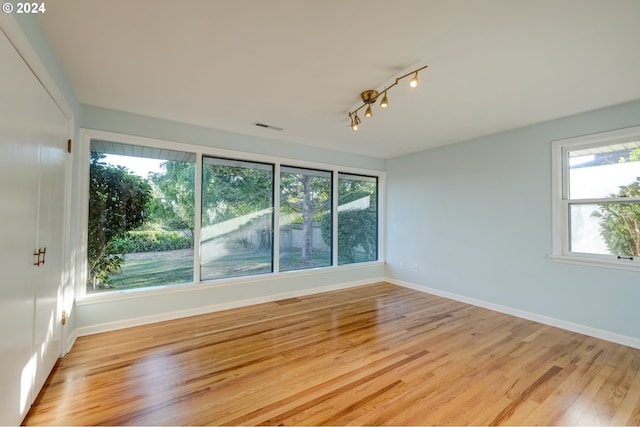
[365, 105, 373, 117]
[409, 72, 419, 88]
[350, 113, 359, 131]
[380, 92, 388, 108]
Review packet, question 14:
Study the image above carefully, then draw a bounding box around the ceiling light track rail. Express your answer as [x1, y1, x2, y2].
[348, 65, 428, 131]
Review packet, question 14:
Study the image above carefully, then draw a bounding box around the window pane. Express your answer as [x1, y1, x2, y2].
[201, 157, 273, 280]
[569, 204, 610, 255]
[570, 202, 640, 256]
[279, 167, 332, 271]
[569, 142, 640, 199]
[87, 141, 195, 293]
[337, 173, 378, 265]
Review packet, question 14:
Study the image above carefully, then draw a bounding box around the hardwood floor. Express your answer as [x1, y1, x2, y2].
[24, 282, 640, 425]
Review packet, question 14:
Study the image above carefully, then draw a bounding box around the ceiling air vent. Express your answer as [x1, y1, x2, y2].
[253, 122, 284, 131]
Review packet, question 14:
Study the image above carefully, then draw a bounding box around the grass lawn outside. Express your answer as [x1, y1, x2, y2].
[107, 249, 194, 291]
[100, 248, 340, 292]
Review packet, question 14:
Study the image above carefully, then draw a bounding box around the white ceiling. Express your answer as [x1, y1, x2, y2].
[37, 0, 640, 159]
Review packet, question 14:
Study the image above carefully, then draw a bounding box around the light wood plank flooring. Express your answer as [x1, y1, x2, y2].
[24, 282, 640, 425]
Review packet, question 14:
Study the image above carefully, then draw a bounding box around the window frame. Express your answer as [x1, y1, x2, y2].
[336, 172, 379, 265]
[551, 125, 640, 271]
[278, 165, 334, 272]
[76, 129, 385, 301]
[86, 141, 198, 293]
[200, 155, 276, 281]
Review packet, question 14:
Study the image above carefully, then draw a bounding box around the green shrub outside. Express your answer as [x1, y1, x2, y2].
[110, 228, 192, 253]
[320, 207, 377, 264]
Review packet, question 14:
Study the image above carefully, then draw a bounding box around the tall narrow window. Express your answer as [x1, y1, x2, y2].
[337, 173, 378, 264]
[279, 167, 332, 271]
[201, 157, 274, 280]
[552, 126, 640, 269]
[87, 140, 196, 293]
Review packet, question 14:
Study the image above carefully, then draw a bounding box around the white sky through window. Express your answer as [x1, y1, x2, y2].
[103, 154, 164, 178]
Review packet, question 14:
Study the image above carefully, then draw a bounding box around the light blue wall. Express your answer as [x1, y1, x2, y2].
[386, 99, 640, 340]
[81, 106, 386, 171]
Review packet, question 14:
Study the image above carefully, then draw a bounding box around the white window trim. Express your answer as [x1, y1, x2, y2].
[76, 128, 386, 301]
[551, 125, 640, 272]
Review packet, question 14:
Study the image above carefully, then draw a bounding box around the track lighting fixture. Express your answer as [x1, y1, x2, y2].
[348, 65, 427, 131]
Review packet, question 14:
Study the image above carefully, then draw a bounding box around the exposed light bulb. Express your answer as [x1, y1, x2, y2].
[351, 122, 358, 131]
[409, 72, 419, 88]
[380, 92, 388, 108]
[365, 105, 373, 117]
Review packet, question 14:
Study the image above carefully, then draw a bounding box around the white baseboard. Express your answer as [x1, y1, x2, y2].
[389, 278, 640, 350]
[74, 277, 385, 337]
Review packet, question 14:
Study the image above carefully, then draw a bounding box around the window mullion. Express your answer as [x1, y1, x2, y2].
[273, 163, 281, 273]
[569, 197, 640, 204]
[332, 171, 338, 266]
[194, 152, 203, 284]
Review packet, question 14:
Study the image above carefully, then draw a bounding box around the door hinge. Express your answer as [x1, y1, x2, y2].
[61, 310, 67, 326]
[67, 139, 72, 153]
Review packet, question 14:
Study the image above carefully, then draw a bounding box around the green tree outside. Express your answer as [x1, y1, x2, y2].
[149, 161, 196, 243]
[593, 147, 640, 257]
[593, 177, 640, 256]
[321, 177, 377, 264]
[280, 171, 331, 264]
[87, 153, 151, 290]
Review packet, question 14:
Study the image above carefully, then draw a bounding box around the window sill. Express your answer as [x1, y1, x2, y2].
[76, 260, 386, 305]
[549, 254, 640, 272]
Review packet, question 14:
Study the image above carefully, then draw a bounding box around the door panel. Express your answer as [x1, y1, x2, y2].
[33, 122, 67, 397]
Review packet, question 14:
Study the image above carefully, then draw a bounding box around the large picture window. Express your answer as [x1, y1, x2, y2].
[84, 133, 382, 295]
[337, 173, 378, 264]
[87, 140, 196, 293]
[201, 157, 274, 280]
[552, 126, 640, 269]
[279, 166, 332, 271]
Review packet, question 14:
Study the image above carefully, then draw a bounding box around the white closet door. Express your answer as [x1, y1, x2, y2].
[32, 108, 67, 398]
[0, 28, 67, 425]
